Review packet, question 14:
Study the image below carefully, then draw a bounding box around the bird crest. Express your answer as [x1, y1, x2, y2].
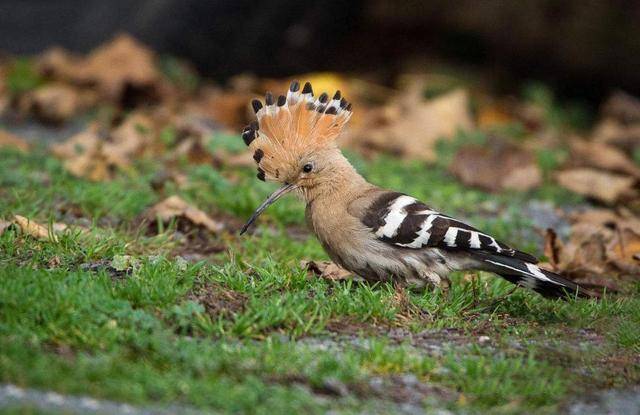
[241, 81, 353, 182]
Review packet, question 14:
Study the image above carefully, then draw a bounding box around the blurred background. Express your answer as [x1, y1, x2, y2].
[1, 0, 639, 102]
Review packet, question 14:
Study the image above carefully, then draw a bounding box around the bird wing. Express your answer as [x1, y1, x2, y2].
[360, 192, 538, 263]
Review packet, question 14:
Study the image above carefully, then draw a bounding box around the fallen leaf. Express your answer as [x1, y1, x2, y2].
[0, 129, 30, 151]
[144, 196, 224, 234]
[568, 209, 622, 227]
[51, 128, 114, 181]
[42, 34, 160, 102]
[354, 88, 474, 161]
[449, 138, 542, 192]
[569, 139, 640, 177]
[551, 222, 611, 278]
[37, 47, 81, 82]
[544, 211, 640, 286]
[52, 113, 157, 181]
[555, 168, 636, 204]
[83, 34, 159, 100]
[12, 215, 68, 241]
[592, 118, 640, 153]
[301, 260, 354, 281]
[607, 221, 640, 275]
[192, 88, 253, 129]
[28, 83, 80, 123]
[103, 112, 155, 164]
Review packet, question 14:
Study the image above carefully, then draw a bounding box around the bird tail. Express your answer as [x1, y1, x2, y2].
[478, 253, 595, 299]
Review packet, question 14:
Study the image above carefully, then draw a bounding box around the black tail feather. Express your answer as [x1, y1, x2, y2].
[479, 254, 594, 299]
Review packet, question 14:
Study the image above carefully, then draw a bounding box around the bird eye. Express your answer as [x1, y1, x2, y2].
[302, 163, 313, 173]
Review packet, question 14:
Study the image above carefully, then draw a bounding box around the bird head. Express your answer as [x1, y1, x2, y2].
[240, 81, 353, 234]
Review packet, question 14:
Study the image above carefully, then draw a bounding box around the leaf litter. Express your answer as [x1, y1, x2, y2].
[0, 215, 86, 242]
[142, 195, 224, 234]
[543, 209, 640, 290]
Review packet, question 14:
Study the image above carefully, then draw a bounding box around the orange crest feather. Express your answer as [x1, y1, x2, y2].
[241, 81, 353, 182]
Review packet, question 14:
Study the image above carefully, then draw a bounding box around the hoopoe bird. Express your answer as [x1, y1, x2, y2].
[239, 81, 592, 299]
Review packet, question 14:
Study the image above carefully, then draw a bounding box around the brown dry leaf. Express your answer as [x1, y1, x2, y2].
[11, 215, 69, 241]
[28, 84, 80, 123]
[192, 88, 254, 129]
[544, 212, 640, 287]
[37, 36, 160, 102]
[546, 223, 615, 289]
[145, 196, 224, 233]
[0, 129, 30, 151]
[103, 113, 155, 164]
[38, 47, 82, 81]
[568, 209, 622, 227]
[76, 34, 159, 101]
[556, 168, 636, 204]
[51, 128, 114, 181]
[301, 260, 353, 281]
[592, 119, 640, 153]
[449, 139, 542, 192]
[51, 113, 157, 181]
[569, 139, 640, 177]
[355, 88, 474, 161]
[607, 221, 640, 275]
[51, 128, 100, 160]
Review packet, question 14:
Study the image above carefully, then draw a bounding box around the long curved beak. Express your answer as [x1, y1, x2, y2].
[240, 183, 297, 235]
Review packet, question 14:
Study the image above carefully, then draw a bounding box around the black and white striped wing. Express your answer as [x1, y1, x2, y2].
[361, 192, 538, 263]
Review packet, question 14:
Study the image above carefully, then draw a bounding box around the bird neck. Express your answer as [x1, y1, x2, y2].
[300, 149, 371, 205]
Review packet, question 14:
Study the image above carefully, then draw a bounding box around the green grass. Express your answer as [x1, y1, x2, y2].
[0, 146, 638, 414]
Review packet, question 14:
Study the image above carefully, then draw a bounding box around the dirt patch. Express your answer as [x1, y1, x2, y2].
[353, 374, 456, 406]
[187, 281, 247, 319]
[171, 232, 227, 263]
[311, 320, 476, 356]
[324, 318, 380, 336]
[81, 259, 132, 281]
[266, 372, 455, 407]
[592, 352, 640, 387]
